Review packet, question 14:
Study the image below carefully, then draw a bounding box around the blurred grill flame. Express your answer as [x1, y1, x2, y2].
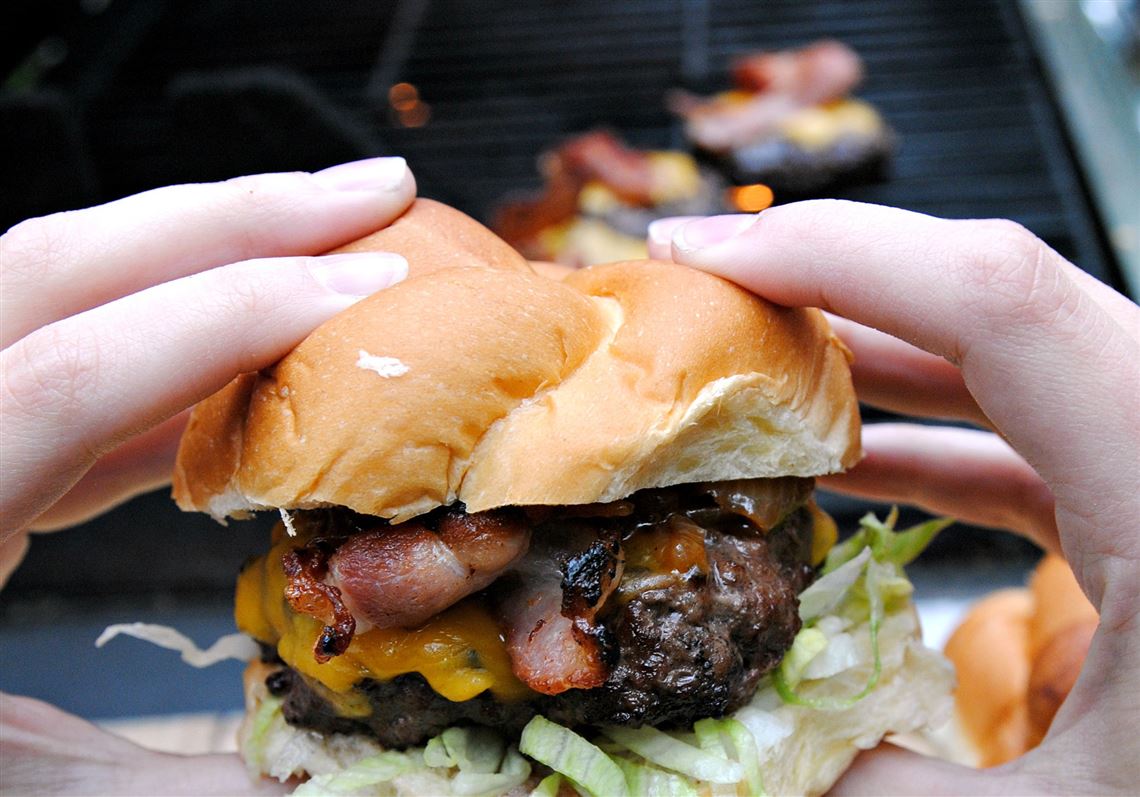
[388, 82, 431, 128]
[728, 183, 775, 212]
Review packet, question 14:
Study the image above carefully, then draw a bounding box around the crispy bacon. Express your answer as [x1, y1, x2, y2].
[282, 541, 356, 663]
[561, 531, 624, 618]
[492, 131, 656, 251]
[731, 40, 862, 103]
[499, 526, 623, 695]
[326, 506, 530, 632]
[673, 40, 865, 153]
[556, 131, 656, 205]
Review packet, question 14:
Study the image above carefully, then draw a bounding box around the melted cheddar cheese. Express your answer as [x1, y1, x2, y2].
[808, 499, 838, 565]
[235, 532, 532, 704]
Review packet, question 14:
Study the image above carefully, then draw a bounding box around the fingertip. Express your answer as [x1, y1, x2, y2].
[646, 216, 699, 260]
[311, 156, 411, 194]
[306, 252, 409, 297]
[670, 213, 760, 257]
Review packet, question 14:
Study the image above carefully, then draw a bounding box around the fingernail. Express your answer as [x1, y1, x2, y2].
[312, 156, 409, 192]
[647, 217, 699, 252]
[674, 214, 760, 253]
[308, 252, 408, 295]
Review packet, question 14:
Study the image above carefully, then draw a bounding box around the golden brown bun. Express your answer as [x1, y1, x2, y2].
[944, 588, 1034, 767]
[944, 555, 1097, 766]
[173, 199, 860, 522]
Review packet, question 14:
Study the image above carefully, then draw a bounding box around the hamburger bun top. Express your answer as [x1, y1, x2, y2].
[173, 199, 860, 522]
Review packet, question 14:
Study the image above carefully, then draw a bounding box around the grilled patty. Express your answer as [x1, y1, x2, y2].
[261, 490, 814, 748]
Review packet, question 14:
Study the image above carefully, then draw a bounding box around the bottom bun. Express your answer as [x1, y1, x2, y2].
[238, 604, 952, 797]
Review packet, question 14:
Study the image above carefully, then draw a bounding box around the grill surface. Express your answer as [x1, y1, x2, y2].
[0, 0, 1120, 593]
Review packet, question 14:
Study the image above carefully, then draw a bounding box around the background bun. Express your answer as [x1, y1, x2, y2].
[173, 199, 860, 522]
[944, 555, 1098, 766]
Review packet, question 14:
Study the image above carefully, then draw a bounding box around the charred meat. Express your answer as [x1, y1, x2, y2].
[258, 480, 816, 748]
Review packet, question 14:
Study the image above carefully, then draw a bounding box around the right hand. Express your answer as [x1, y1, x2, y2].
[649, 201, 1140, 793]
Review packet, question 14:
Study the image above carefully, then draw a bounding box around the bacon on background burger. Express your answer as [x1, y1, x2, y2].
[492, 130, 730, 267]
[168, 199, 953, 796]
[670, 39, 896, 195]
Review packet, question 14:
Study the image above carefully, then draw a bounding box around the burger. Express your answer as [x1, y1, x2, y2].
[669, 40, 896, 197]
[944, 554, 1097, 768]
[491, 130, 730, 267]
[169, 200, 952, 795]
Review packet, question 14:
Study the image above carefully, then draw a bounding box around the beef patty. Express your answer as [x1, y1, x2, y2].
[262, 489, 814, 748]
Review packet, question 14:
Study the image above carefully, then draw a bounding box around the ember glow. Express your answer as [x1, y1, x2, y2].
[728, 183, 775, 212]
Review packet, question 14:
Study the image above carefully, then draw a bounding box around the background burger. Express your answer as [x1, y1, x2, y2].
[167, 199, 952, 796]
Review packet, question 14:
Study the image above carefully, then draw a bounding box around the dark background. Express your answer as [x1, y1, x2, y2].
[0, 0, 1125, 719]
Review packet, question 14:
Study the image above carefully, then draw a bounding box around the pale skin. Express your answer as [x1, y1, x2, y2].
[0, 166, 1136, 792]
[1, 158, 415, 793]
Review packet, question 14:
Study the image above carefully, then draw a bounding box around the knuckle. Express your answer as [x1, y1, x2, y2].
[1, 214, 75, 286]
[203, 260, 294, 322]
[1, 321, 105, 422]
[953, 219, 1066, 326]
[214, 172, 315, 253]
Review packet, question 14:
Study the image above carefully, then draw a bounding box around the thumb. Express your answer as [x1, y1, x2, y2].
[830, 743, 1027, 796]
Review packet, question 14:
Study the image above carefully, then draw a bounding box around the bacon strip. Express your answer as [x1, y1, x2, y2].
[327, 507, 530, 632]
[492, 131, 656, 250]
[282, 541, 356, 663]
[673, 40, 865, 153]
[500, 526, 622, 695]
[731, 40, 863, 104]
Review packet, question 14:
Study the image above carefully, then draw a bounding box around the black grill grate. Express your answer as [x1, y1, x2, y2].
[0, 0, 1121, 601]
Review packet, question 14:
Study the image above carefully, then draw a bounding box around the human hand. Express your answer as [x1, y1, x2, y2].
[0, 159, 415, 792]
[648, 201, 1139, 794]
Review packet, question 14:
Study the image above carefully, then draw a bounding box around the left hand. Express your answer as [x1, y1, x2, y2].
[0, 159, 416, 793]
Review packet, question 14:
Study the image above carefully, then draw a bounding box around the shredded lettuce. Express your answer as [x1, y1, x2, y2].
[450, 749, 530, 796]
[520, 716, 630, 797]
[423, 726, 507, 773]
[420, 727, 531, 796]
[602, 725, 743, 784]
[529, 773, 563, 797]
[773, 511, 949, 711]
[774, 558, 886, 710]
[797, 548, 871, 622]
[94, 623, 258, 667]
[772, 627, 828, 690]
[823, 509, 952, 574]
[615, 758, 701, 796]
[692, 718, 766, 797]
[293, 752, 413, 795]
[243, 694, 283, 774]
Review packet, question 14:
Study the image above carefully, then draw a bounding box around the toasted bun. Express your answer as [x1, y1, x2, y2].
[944, 555, 1097, 766]
[173, 199, 859, 522]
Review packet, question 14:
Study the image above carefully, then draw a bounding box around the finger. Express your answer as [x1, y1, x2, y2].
[647, 216, 700, 260]
[0, 157, 415, 347]
[819, 424, 1059, 552]
[823, 313, 988, 427]
[0, 251, 408, 536]
[668, 202, 1140, 606]
[0, 532, 29, 588]
[655, 218, 989, 426]
[1, 692, 288, 795]
[831, 743, 1016, 796]
[28, 411, 189, 532]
